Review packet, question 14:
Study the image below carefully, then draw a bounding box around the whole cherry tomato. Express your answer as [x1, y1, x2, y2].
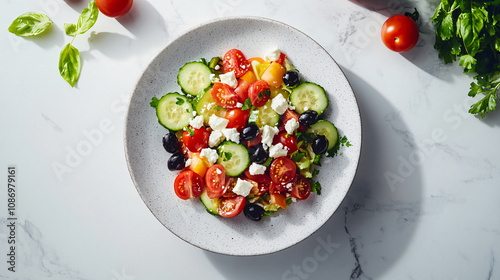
[381, 14, 419, 52]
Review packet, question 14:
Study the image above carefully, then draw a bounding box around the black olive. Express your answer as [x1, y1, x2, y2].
[282, 70, 300, 87]
[311, 135, 329, 155]
[163, 132, 179, 153]
[249, 144, 268, 164]
[167, 153, 186, 171]
[241, 124, 259, 141]
[244, 203, 265, 221]
[299, 110, 319, 127]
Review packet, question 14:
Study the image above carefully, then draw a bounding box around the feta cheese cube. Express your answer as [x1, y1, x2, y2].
[249, 162, 267, 175]
[261, 125, 279, 148]
[271, 93, 288, 115]
[222, 128, 240, 143]
[209, 115, 229, 131]
[236, 102, 243, 108]
[269, 143, 289, 158]
[232, 178, 254, 197]
[285, 118, 299, 134]
[185, 158, 191, 167]
[219, 71, 238, 89]
[200, 148, 219, 164]
[189, 115, 204, 129]
[210, 73, 219, 83]
[209, 130, 225, 147]
[264, 47, 281, 62]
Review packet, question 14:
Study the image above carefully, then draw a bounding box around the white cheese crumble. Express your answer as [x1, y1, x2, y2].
[285, 118, 299, 134]
[214, 64, 220, 70]
[209, 115, 229, 131]
[249, 162, 267, 175]
[222, 128, 240, 143]
[236, 102, 243, 108]
[200, 148, 219, 164]
[232, 178, 254, 197]
[269, 143, 289, 158]
[192, 110, 197, 116]
[185, 158, 191, 167]
[208, 130, 225, 147]
[261, 125, 279, 149]
[271, 93, 288, 115]
[264, 47, 281, 62]
[189, 115, 204, 129]
[219, 71, 238, 89]
[209, 73, 219, 83]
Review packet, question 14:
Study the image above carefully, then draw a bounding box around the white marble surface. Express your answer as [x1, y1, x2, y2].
[1, 0, 499, 279]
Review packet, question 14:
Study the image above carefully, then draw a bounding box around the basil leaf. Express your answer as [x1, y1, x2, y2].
[65, 0, 98, 36]
[8, 12, 52, 37]
[59, 43, 81, 87]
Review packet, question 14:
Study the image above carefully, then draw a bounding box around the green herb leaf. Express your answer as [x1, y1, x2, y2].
[241, 98, 252, 110]
[186, 127, 195, 136]
[150, 97, 160, 108]
[459, 54, 477, 70]
[176, 97, 185, 105]
[263, 89, 271, 97]
[222, 151, 232, 161]
[404, 8, 420, 22]
[8, 12, 52, 37]
[64, 0, 98, 37]
[291, 152, 305, 162]
[59, 43, 81, 87]
[310, 180, 321, 195]
[214, 105, 223, 111]
[312, 169, 320, 177]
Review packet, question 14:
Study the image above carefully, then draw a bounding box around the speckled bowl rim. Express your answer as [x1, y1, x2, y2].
[124, 16, 362, 256]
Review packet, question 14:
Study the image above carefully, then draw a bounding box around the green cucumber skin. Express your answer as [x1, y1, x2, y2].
[290, 82, 328, 115]
[200, 191, 219, 216]
[177, 62, 212, 96]
[156, 93, 193, 131]
[307, 120, 338, 151]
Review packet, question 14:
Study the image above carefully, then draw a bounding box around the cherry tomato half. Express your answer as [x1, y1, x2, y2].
[269, 182, 289, 194]
[250, 183, 269, 197]
[182, 126, 210, 153]
[244, 169, 272, 184]
[174, 170, 204, 200]
[291, 174, 311, 200]
[270, 193, 287, 209]
[211, 82, 238, 109]
[95, 0, 133, 18]
[234, 79, 250, 103]
[205, 164, 226, 199]
[223, 49, 250, 78]
[282, 109, 306, 132]
[381, 15, 419, 52]
[273, 131, 298, 156]
[224, 108, 249, 132]
[269, 157, 296, 184]
[248, 80, 271, 107]
[218, 195, 246, 217]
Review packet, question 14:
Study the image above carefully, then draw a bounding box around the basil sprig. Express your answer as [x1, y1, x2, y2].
[59, 0, 98, 87]
[8, 12, 52, 37]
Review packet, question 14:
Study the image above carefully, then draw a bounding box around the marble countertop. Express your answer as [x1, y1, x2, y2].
[1, 0, 499, 279]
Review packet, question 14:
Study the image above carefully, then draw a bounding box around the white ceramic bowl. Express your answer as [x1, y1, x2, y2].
[125, 16, 361, 256]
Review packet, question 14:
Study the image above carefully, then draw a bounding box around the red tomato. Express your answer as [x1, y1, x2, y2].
[273, 131, 298, 156]
[381, 15, 419, 52]
[224, 108, 249, 132]
[276, 52, 287, 65]
[269, 157, 296, 184]
[248, 80, 271, 107]
[211, 82, 238, 109]
[250, 183, 269, 197]
[223, 49, 250, 78]
[282, 109, 306, 132]
[269, 182, 289, 194]
[95, 0, 133, 18]
[291, 174, 311, 200]
[234, 79, 250, 103]
[222, 177, 237, 198]
[174, 170, 204, 200]
[205, 164, 226, 199]
[246, 134, 262, 148]
[218, 195, 246, 217]
[182, 126, 210, 153]
[244, 169, 271, 184]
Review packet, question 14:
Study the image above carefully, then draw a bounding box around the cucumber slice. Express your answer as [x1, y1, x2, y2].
[247, 109, 259, 124]
[156, 93, 193, 131]
[177, 62, 212, 96]
[217, 142, 250, 177]
[192, 87, 227, 124]
[307, 120, 338, 151]
[255, 100, 279, 128]
[200, 189, 219, 215]
[290, 82, 328, 115]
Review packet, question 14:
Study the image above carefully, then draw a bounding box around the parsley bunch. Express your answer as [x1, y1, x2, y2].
[431, 0, 500, 117]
